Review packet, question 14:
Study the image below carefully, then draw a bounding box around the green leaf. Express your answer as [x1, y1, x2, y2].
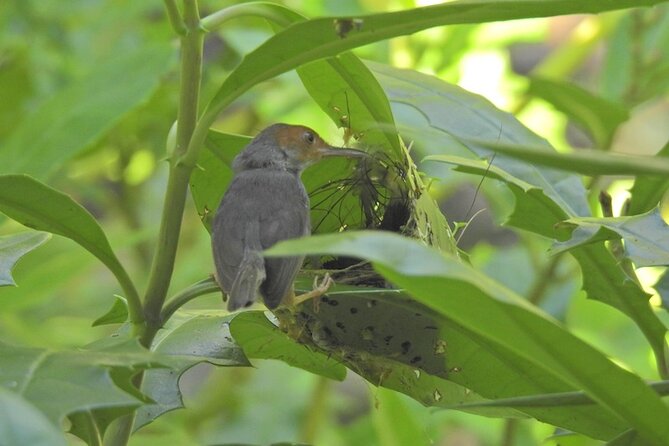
[189, 131, 251, 231]
[0, 387, 66, 446]
[455, 139, 669, 176]
[554, 208, 669, 267]
[0, 43, 176, 179]
[424, 155, 571, 239]
[628, 139, 669, 215]
[0, 175, 135, 301]
[135, 311, 250, 430]
[230, 311, 347, 381]
[205, 0, 664, 121]
[0, 340, 166, 427]
[0, 231, 50, 286]
[423, 155, 669, 377]
[298, 52, 402, 155]
[267, 231, 669, 444]
[92, 295, 129, 327]
[369, 61, 590, 218]
[527, 76, 629, 148]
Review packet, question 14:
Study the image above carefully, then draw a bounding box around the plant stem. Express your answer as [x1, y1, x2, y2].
[104, 2, 203, 445]
[299, 376, 331, 444]
[200, 2, 300, 32]
[142, 0, 203, 338]
[160, 277, 221, 323]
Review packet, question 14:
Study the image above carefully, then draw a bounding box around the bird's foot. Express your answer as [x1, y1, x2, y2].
[293, 274, 333, 310]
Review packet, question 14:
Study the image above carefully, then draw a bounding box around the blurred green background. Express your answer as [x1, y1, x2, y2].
[2, 0, 669, 444]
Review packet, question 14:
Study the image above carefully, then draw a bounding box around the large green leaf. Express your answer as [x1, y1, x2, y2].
[204, 0, 665, 124]
[0, 43, 176, 179]
[0, 387, 66, 446]
[189, 130, 251, 231]
[267, 231, 669, 444]
[134, 311, 250, 430]
[452, 139, 669, 176]
[0, 340, 166, 428]
[425, 155, 571, 239]
[230, 311, 347, 381]
[0, 231, 50, 286]
[554, 208, 669, 267]
[370, 61, 590, 218]
[527, 76, 629, 149]
[426, 156, 669, 377]
[298, 53, 402, 156]
[0, 175, 135, 299]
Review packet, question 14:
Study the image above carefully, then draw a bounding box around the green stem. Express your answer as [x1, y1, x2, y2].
[160, 277, 221, 323]
[299, 376, 331, 444]
[200, 2, 300, 32]
[104, 2, 203, 446]
[163, 0, 187, 35]
[143, 0, 203, 336]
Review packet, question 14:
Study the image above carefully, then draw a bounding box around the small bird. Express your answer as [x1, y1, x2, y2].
[212, 123, 367, 311]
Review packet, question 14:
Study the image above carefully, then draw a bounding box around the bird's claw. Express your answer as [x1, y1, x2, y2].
[293, 273, 333, 309]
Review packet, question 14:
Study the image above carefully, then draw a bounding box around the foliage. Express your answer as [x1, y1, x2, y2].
[1, 1, 669, 445]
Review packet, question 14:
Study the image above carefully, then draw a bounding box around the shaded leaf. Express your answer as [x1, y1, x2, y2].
[0, 340, 167, 427]
[230, 311, 347, 381]
[0, 231, 50, 286]
[298, 52, 402, 155]
[92, 295, 129, 327]
[190, 131, 251, 232]
[554, 208, 669, 267]
[628, 139, 669, 215]
[527, 76, 629, 148]
[370, 61, 590, 218]
[425, 155, 571, 239]
[0, 174, 133, 296]
[454, 139, 669, 176]
[267, 231, 669, 444]
[135, 311, 250, 430]
[0, 387, 66, 446]
[0, 43, 176, 179]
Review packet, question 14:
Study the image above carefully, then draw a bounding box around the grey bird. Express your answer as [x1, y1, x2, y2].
[212, 123, 366, 311]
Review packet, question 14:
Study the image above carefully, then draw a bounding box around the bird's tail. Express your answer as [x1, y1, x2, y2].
[228, 222, 266, 311]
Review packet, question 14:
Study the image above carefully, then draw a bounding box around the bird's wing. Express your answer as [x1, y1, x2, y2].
[212, 171, 309, 310]
[257, 175, 309, 309]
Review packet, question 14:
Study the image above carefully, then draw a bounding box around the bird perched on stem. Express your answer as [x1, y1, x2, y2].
[212, 123, 367, 312]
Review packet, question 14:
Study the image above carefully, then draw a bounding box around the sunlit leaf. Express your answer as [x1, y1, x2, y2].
[0, 231, 50, 287]
[205, 0, 664, 122]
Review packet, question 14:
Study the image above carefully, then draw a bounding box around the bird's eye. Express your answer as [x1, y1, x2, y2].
[303, 131, 315, 144]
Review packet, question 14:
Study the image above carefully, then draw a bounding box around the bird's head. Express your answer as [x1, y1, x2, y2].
[233, 123, 367, 173]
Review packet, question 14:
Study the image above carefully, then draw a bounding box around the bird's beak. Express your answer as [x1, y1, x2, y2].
[318, 147, 369, 159]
